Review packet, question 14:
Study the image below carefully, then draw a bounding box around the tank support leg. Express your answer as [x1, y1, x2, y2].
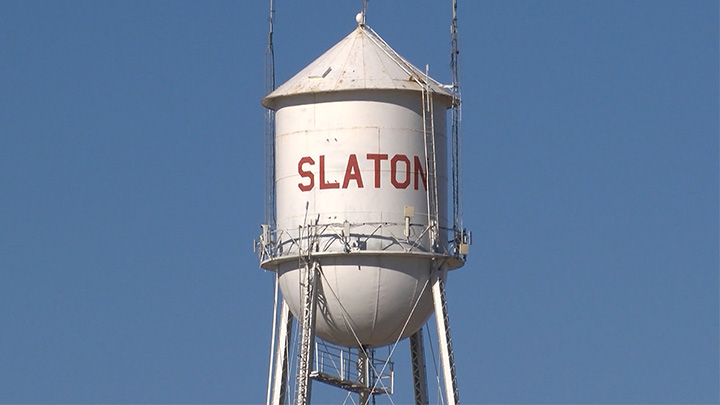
[270, 300, 292, 405]
[296, 261, 320, 405]
[410, 328, 429, 405]
[357, 347, 370, 404]
[431, 268, 460, 405]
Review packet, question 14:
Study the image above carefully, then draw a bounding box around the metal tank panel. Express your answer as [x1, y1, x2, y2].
[278, 256, 438, 347]
[274, 91, 449, 253]
[262, 26, 456, 347]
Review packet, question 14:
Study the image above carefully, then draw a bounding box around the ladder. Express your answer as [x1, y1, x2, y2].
[421, 66, 440, 251]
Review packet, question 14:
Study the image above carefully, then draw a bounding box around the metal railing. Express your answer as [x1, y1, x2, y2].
[255, 221, 468, 267]
[310, 339, 394, 396]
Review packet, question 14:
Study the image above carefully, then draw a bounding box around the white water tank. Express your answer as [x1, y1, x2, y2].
[261, 24, 459, 347]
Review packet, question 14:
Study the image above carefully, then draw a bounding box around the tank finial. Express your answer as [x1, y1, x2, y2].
[355, 12, 364, 26]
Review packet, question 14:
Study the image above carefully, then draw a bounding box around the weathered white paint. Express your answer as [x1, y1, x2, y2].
[263, 26, 455, 347]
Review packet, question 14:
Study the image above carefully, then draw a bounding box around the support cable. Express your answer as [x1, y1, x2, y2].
[315, 270, 391, 395]
[366, 279, 431, 403]
[288, 310, 300, 401]
[425, 323, 445, 405]
[342, 391, 357, 405]
[316, 269, 430, 404]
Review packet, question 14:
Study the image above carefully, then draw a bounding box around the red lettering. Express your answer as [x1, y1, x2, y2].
[366, 153, 388, 188]
[298, 156, 315, 191]
[342, 154, 364, 189]
[390, 154, 411, 189]
[300, 153, 426, 192]
[413, 156, 427, 190]
[319, 155, 339, 189]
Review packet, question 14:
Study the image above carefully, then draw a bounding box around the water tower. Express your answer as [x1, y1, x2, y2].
[257, 5, 469, 404]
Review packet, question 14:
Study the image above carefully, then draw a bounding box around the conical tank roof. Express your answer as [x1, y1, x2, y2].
[261, 24, 453, 109]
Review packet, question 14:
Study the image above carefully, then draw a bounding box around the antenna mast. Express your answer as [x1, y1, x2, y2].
[450, 0, 465, 252]
[264, 0, 276, 229]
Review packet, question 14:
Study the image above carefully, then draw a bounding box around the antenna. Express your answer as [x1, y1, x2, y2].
[450, 0, 464, 252]
[264, 4, 283, 405]
[264, 0, 276, 229]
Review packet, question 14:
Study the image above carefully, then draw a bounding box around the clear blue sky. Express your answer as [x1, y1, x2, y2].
[0, 1, 717, 404]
